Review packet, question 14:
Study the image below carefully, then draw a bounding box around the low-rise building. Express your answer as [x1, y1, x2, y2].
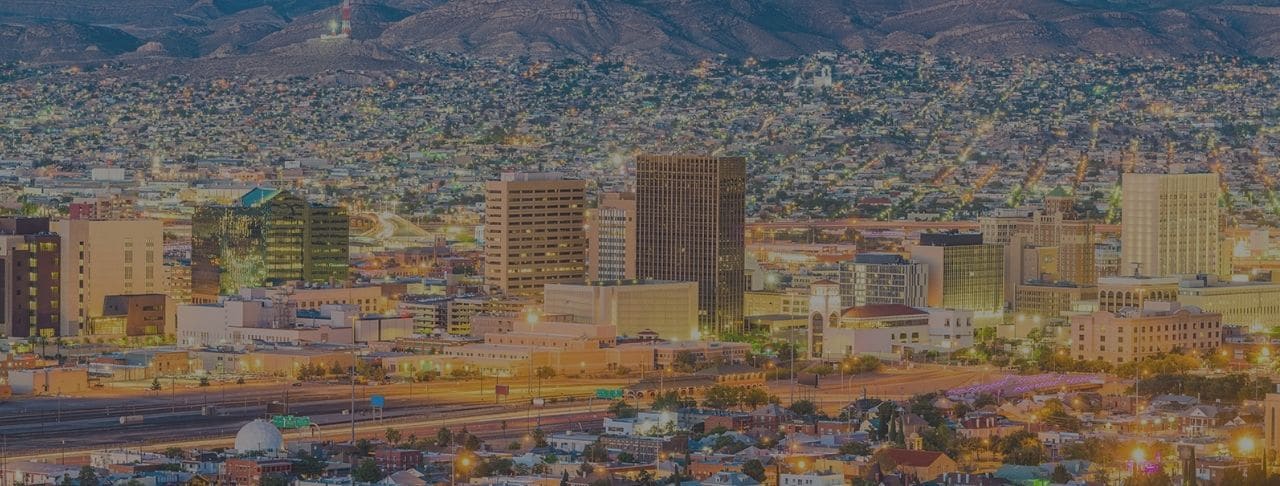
[544, 280, 699, 340]
[224, 457, 292, 485]
[9, 367, 89, 395]
[1177, 275, 1280, 329]
[1070, 301, 1222, 364]
[817, 304, 975, 360]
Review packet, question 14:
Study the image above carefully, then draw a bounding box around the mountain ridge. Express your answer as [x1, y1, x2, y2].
[2, 0, 1278, 74]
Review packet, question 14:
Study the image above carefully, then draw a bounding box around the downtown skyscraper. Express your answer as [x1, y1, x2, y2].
[636, 155, 746, 336]
[484, 172, 587, 296]
[1120, 172, 1223, 278]
[192, 188, 349, 302]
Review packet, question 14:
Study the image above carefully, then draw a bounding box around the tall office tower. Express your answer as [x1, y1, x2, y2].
[636, 155, 746, 335]
[0, 217, 61, 338]
[55, 219, 166, 336]
[910, 233, 1005, 317]
[1121, 172, 1222, 277]
[192, 188, 349, 302]
[484, 172, 587, 296]
[588, 191, 636, 281]
[839, 253, 928, 308]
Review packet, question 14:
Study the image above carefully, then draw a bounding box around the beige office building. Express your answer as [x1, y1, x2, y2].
[981, 191, 1096, 287]
[55, 219, 166, 336]
[744, 289, 809, 317]
[588, 192, 636, 281]
[1177, 276, 1280, 328]
[1120, 172, 1222, 277]
[636, 155, 746, 335]
[484, 172, 587, 296]
[1070, 301, 1221, 364]
[543, 280, 699, 341]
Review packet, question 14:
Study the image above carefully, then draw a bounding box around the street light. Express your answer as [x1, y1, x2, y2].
[1131, 447, 1147, 481]
[1239, 436, 1257, 456]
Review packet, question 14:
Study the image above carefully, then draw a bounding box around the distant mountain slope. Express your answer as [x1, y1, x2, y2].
[1, 0, 1279, 70]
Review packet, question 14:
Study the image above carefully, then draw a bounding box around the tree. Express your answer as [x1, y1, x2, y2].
[352, 458, 382, 483]
[385, 427, 402, 446]
[742, 388, 771, 409]
[608, 400, 638, 418]
[198, 376, 210, 387]
[349, 439, 372, 457]
[535, 366, 557, 380]
[839, 441, 873, 456]
[999, 431, 1047, 465]
[260, 475, 288, 486]
[788, 399, 816, 416]
[703, 385, 743, 410]
[77, 466, 98, 486]
[1050, 464, 1072, 484]
[436, 427, 453, 447]
[532, 427, 548, 447]
[1130, 469, 1173, 486]
[464, 433, 483, 451]
[150, 378, 162, 391]
[742, 459, 767, 481]
[636, 470, 656, 486]
[875, 402, 896, 441]
[652, 390, 696, 411]
[617, 452, 635, 463]
[294, 451, 326, 478]
[162, 447, 184, 459]
[972, 393, 998, 409]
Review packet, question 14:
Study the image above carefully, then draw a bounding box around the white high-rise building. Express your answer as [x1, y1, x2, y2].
[1120, 172, 1222, 278]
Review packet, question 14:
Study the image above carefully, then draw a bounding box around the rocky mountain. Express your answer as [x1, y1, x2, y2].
[1, 0, 1279, 72]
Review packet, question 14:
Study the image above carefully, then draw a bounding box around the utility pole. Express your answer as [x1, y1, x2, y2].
[350, 355, 357, 444]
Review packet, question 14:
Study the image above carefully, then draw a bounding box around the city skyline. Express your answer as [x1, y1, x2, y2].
[2, 3, 1280, 486]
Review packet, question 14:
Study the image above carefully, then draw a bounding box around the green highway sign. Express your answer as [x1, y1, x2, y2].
[594, 388, 624, 399]
[271, 415, 313, 429]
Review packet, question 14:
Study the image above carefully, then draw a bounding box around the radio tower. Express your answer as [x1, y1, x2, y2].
[340, 0, 352, 37]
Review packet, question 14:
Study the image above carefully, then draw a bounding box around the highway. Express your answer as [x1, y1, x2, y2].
[2, 365, 989, 463]
[1, 377, 629, 461]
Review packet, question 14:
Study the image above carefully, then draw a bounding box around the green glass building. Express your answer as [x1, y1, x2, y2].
[192, 188, 348, 301]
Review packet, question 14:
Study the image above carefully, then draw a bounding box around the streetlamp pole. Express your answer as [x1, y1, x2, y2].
[350, 353, 357, 444]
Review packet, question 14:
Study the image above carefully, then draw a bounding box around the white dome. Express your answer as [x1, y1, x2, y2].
[234, 419, 284, 452]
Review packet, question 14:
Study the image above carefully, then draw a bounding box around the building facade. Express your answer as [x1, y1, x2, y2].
[839, 253, 928, 308]
[0, 217, 61, 338]
[191, 188, 348, 302]
[588, 191, 636, 281]
[1097, 276, 1180, 313]
[543, 280, 699, 341]
[55, 218, 165, 336]
[483, 172, 587, 296]
[636, 155, 746, 335]
[1121, 172, 1222, 277]
[91, 294, 166, 337]
[818, 305, 975, 360]
[980, 191, 1096, 287]
[1069, 301, 1222, 363]
[909, 233, 1004, 318]
[1177, 276, 1280, 329]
